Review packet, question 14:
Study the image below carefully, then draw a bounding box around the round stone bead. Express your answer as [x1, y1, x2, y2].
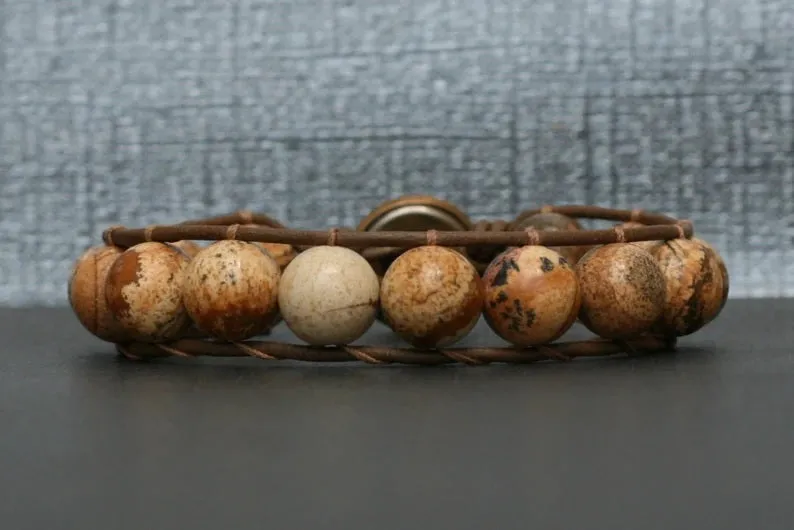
[575, 243, 666, 339]
[278, 246, 379, 346]
[182, 240, 281, 341]
[68, 245, 131, 342]
[482, 246, 581, 346]
[104, 242, 192, 342]
[380, 246, 484, 348]
[513, 212, 588, 264]
[643, 237, 729, 336]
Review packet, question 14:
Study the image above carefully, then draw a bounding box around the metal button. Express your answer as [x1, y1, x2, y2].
[357, 195, 472, 233]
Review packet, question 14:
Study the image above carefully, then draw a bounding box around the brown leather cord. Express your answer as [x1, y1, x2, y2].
[178, 210, 285, 228]
[512, 204, 680, 228]
[117, 335, 676, 366]
[103, 222, 692, 250]
[467, 219, 511, 265]
[102, 203, 693, 251]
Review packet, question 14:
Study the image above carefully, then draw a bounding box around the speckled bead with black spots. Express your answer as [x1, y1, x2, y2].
[482, 246, 581, 346]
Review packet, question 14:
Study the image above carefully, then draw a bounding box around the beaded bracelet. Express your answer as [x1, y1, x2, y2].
[68, 196, 729, 366]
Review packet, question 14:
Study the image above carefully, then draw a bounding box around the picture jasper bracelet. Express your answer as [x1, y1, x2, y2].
[68, 196, 729, 366]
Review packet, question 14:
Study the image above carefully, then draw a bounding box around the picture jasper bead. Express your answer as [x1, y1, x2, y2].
[104, 242, 192, 342]
[278, 246, 380, 346]
[575, 243, 666, 339]
[482, 246, 581, 346]
[643, 238, 729, 336]
[68, 245, 130, 342]
[512, 212, 588, 264]
[182, 240, 281, 341]
[380, 246, 484, 348]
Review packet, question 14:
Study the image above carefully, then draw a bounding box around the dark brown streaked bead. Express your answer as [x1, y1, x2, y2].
[575, 243, 666, 339]
[643, 237, 729, 337]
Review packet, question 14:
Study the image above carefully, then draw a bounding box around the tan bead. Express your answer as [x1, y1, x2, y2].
[278, 246, 379, 346]
[68, 245, 131, 342]
[104, 242, 192, 342]
[172, 240, 203, 258]
[380, 246, 484, 348]
[254, 242, 296, 269]
[182, 240, 281, 341]
[575, 243, 666, 339]
[513, 212, 588, 264]
[643, 238, 729, 336]
[482, 246, 581, 346]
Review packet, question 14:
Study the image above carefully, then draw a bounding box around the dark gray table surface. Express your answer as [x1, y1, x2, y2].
[0, 299, 791, 529]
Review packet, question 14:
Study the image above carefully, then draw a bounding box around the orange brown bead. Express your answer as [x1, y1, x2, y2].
[575, 243, 666, 339]
[182, 240, 281, 341]
[104, 242, 192, 342]
[68, 245, 131, 342]
[380, 246, 484, 348]
[643, 237, 729, 336]
[482, 246, 581, 346]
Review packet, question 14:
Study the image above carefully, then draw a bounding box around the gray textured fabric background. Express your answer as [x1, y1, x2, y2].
[0, 0, 791, 305]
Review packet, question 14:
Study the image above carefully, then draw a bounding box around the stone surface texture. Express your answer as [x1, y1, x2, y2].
[644, 238, 730, 336]
[104, 242, 192, 342]
[482, 246, 581, 346]
[182, 240, 281, 341]
[380, 246, 484, 347]
[278, 245, 380, 345]
[575, 243, 667, 339]
[67, 245, 128, 342]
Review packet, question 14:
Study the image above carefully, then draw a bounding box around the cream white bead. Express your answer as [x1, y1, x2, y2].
[278, 246, 380, 346]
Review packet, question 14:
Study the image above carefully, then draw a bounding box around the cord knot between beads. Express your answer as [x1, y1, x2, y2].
[143, 225, 158, 242]
[327, 227, 339, 246]
[524, 227, 540, 245]
[613, 225, 626, 243]
[676, 220, 692, 238]
[426, 229, 439, 246]
[103, 225, 125, 247]
[226, 224, 241, 240]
